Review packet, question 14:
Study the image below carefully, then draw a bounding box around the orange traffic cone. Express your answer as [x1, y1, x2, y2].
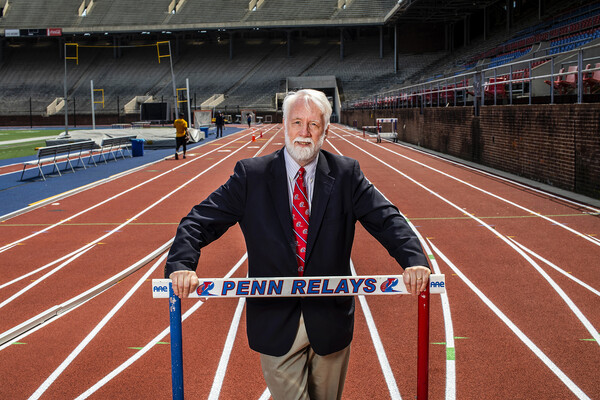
[259, 130, 263, 138]
[251, 134, 256, 142]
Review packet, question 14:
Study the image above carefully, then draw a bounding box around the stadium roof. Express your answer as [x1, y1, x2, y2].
[0, 0, 503, 36]
[389, 0, 501, 23]
[0, 0, 395, 35]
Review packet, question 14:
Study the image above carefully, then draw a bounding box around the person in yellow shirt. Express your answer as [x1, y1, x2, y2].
[174, 112, 188, 160]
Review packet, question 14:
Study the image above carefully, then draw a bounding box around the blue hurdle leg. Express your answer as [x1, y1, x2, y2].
[169, 284, 184, 400]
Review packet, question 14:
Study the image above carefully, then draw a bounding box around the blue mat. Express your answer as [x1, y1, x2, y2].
[0, 127, 243, 218]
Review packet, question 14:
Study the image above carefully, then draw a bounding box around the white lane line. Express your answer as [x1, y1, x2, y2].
[388, 134, 600, 215]
[0, 244, 96, 309]
[75, 126, 278, 399]
[75, 253, 248, 399]
[0, 141, 251, 307]
[29, 251, 169, 399]
[335, 126, 600, 248]
[428, 240, 591, 400]
[208, 297, 246, 400]
[341, 126, 600, 215]
[208, 125, 281, 400]
[258, 388, 271, 400]
[328, 135, 456, 398]
[328, 136, 430, 399]
[350, 260, 402, 399]
[505, 237, 599, 345]
[405, 219, 456, 400]
[0, 132, 254, 254]
[333, 130, 598, 331]
[508, 239, 600, 297]
[0, 240, 172, 347]
[333, 129, 598, 390]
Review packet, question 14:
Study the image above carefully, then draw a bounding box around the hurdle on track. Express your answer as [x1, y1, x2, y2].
[152, 274, 446, 400]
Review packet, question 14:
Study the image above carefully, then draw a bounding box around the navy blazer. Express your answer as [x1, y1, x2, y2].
[165, 148, 428, 356]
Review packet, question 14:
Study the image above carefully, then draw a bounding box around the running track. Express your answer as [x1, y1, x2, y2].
[0, 124, 598, 399]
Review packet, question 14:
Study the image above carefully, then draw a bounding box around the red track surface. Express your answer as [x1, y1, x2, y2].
[0, 124, 598, 399]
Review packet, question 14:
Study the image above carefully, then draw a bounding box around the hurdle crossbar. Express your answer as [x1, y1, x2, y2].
[152, 274, 445, 400]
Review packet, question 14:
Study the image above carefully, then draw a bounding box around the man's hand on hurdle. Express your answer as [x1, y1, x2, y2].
[169, 270, 199, 298]
[403, 266, 431, 295]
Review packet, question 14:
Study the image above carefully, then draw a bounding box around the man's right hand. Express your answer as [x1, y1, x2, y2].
[169, 270, 199, 298]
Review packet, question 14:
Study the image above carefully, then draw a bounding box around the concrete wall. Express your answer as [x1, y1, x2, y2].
[342, 104, 600, 199]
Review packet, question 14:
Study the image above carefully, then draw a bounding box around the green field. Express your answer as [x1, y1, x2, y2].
[0, 129, 65, 160]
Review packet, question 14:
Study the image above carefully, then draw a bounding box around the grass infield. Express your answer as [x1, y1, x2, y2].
[0, 129, 64, 160]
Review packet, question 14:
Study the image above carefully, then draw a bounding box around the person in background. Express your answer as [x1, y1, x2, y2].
[174, 112, 188, 160]
[215, 111, 224, 138]
[247, 113, 252, 128]
[165, 89, 430, 399]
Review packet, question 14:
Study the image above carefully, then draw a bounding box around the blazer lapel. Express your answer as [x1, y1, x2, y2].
[305, 152, 334, 265]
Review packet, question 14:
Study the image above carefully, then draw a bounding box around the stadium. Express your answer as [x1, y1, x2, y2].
[0, 0, 599, 399]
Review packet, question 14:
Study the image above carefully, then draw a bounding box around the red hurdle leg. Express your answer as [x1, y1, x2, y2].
[417, 286, 430, 399]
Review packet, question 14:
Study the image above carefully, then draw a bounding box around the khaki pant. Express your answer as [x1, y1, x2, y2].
[260, 314, 351, 400]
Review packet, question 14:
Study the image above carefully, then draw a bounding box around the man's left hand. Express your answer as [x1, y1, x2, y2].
[403, 266, 431, 295]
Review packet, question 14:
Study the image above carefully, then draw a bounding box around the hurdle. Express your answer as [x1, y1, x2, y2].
[375, 118, 398, 143]
[152, 274, 446, 399]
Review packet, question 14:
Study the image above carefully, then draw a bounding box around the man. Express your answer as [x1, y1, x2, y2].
[165, 89, 430, 399]
[215, 111, 224, 138]
[174, 112, 188, 160]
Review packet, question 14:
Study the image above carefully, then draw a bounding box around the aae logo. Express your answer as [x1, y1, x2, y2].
[430, 281, 445, 288]
[380, 278, 400, 293]
[153, 285, 168, 293]
[196, 281, 216, 296]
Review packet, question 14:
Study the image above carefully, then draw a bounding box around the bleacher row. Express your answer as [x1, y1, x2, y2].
[470, 5, 600, 64]
[350, 2, 600, 109]
[0, 32, 430, 114]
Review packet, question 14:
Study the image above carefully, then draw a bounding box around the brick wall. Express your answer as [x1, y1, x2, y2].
[342, 104, 600, 200]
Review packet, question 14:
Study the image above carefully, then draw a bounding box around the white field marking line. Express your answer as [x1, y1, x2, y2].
[29, 251, 168, 399]
[350, 260, 402, 400]
[0, 244, 96, 309]
[382, 134, 600, 215]
[208, 297, 246, 400]
[333, 131, 599, 350]
[340, 126, 600, 215]
[0, 140, 251, 301]
[77, 127, 275, 398]
[253, 125, 283, 157]
[428, 240, 591, 400]
[0, 132, 255, 255]
[75, 253, 248, 399]
[508, 238, 600, 297]
[334, 126, 600, 248]
[330, 136, 455, 399]
[328, 137, 419, 399]
[258, 388, 271, 400]
[505, 237, 600, 344]
[208, 125, 282, 400]
[404, 219, 456, 400]
[0, 239, 172, 347]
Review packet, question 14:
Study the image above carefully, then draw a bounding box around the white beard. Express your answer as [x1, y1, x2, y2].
[285, 132, 325, 164]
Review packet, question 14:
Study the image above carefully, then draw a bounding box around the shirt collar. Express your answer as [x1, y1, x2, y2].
[284, 147, 319, 180]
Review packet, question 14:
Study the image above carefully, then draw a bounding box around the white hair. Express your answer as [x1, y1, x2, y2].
[282, 89, 332, 128]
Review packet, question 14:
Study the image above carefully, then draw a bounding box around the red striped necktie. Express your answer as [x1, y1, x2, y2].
[292, 167, 309, 276]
